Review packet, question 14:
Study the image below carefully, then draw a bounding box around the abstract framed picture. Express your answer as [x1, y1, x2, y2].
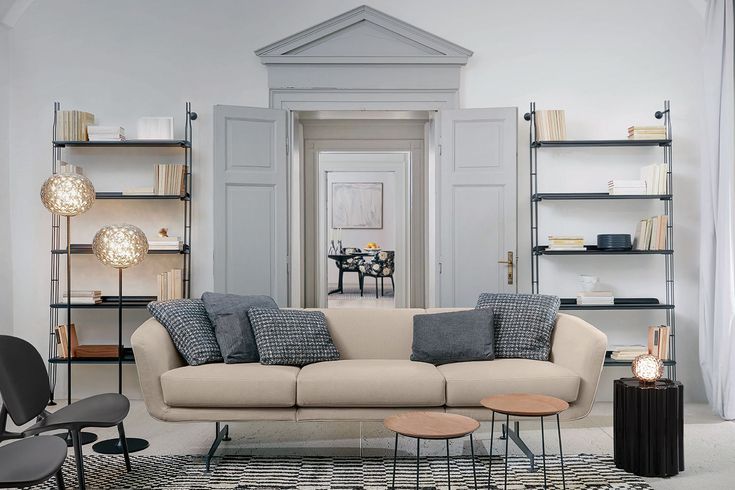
[331, 182, 383, 229]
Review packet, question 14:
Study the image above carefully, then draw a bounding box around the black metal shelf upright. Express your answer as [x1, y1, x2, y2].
[525, 101, 676, 380]
[48, 102, 195, 404]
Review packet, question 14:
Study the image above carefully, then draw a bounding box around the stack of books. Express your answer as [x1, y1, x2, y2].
[608, 180, 647, 195]
[628, 125, 666, 140]
[640, 163, 668, 194]
[55, 110, 94, 141]
[154, 164, 186, 195]
[632, 215, 669, 250]
[157, 269, 183, 300]
[87, 126, 126, 141]
[547, 236, 585, 251]
[58, 161, 84, 175]
[648, 325, 671, 360]
[576, 291, 615, 305]
[61, 290, 102, 305]
[609, 345, 648, 361]
[534, 110, 567, 141]
[122, 186, 154, 196]
[148, 236, 182, 251]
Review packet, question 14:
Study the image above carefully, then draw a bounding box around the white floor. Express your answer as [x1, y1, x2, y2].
[327, 283, 395, 309]
[8, 401, 733, 489]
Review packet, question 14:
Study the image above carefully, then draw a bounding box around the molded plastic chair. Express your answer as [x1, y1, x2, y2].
[0, 436, 67, 489]
[0, 335, 132, 489]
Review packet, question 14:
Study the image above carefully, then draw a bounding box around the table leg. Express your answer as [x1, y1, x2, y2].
[504, 414, 509, 490]
[392, 432, 398, 489]
[488, 411, 495, 489]
[470, 433, 477, 489]
[446, 439, 451, 490]
[540, 416, 546, 489]
[557, 414, 566, 490]
[416, 438, 420, 489]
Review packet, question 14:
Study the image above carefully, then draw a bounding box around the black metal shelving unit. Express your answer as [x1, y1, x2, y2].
[525, 101, 676, 379]
[48, 102, 195, 403]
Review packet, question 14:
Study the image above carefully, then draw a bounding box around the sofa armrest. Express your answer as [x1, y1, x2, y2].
[131, 318, 185, 420]
[550, 313, 607, 420]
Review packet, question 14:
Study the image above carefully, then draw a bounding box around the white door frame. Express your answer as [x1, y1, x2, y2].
[317, 152, 410, 308]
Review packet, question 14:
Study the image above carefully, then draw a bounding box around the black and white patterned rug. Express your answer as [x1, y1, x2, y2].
[32, 453, 651, 489]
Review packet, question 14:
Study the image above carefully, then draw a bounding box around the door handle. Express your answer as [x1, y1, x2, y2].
[497, 251, 514, 285]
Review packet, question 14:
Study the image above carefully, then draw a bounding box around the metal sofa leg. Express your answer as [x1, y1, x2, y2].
[205, 422, 230, 472]
[501, 421, 536, 471]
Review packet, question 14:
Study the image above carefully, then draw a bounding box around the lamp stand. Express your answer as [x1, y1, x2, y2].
[93, 267, 149, 454]
[56, 215, 98, 447]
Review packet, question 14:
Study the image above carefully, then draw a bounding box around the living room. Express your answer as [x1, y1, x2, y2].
[0, 1, 733, 489]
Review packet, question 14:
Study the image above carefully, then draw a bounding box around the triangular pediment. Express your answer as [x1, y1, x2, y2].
[256, 5, 472, 65]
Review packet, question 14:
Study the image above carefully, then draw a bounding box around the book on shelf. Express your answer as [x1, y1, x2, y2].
[55, 324, 79, 358]
[627, 125, 666, 140]
[74, 344, 120, 358]
[148, 236, 182, 251]
[534, 110, 567, 141]
[608, 179, 647, 195]
[61, 290, 102, 304]
[609, 344, 648, 361]
[547, 235, 585, 251]
[632, 215, 668, 250]
[58, 160, 84, 175]
[87, 126, 126, 141]
[157, 269, 183, 301]
[122, 187, 155, 196]
[56, 110, 94, 141]
[576, 291, 615, 305]
[648, 325, 671, 360]
[640, 163, 668, 194]
[153, 164, 186, 196]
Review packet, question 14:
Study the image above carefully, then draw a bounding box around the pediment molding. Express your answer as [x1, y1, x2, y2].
[255, 5, 472, 65]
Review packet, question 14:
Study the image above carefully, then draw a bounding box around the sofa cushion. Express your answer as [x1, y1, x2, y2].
[161, 363, 299, 408]
[476, 293, 560, 360]
[148, 299, 222, 366]
[411, 309, 494, 364]
[297, 360, 445, 407]
[438, 359, 580, 407]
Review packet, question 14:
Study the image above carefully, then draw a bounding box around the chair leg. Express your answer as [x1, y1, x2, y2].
[390, 275, 395, 292]
[55, 467, 65, 490]
[381, 277, 384, 296]
[70, 430, 86, 490]
[375, 277, 379, 299]
[117, 422, 132, 472]
[359, 272, 364, 296]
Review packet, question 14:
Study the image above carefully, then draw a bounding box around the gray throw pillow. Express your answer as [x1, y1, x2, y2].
[201, 292, 277, 363]
[147, 299, 222, 366]
[410, 309, 495, 365]
[476, 293, 560, 360]
[247, 308, 340, 366]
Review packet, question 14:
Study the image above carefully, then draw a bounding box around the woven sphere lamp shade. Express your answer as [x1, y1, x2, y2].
[631, 354, 664, 383]
[40, 173, 95, 216]
[92, 224, 148, 269]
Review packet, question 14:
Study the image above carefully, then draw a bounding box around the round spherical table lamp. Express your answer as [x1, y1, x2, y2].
[40, 173, 98, 445]
[91, 224, 150, 454]
[632, 354, 665, 384]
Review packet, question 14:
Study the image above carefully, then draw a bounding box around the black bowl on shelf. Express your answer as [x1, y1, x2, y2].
[597, 233, 632, 250]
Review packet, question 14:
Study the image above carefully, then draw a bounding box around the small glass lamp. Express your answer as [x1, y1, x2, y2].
[91, 224, 150, 454]
[632, 354, 664, 383]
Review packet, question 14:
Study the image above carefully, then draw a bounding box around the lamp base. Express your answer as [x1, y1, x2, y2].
[55, 430, 98, 446]
[93, 437, 149, 454]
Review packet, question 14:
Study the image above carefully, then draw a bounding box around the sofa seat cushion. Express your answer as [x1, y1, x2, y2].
[297, 360, 445, 407]
[161, 363, 299, 408]
[438, 359, 580, 407]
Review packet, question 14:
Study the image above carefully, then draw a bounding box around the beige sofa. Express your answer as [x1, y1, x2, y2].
[131, 308, 607, 423]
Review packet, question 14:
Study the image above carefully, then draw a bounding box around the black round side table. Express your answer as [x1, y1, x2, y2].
[613, 378, 684, 477]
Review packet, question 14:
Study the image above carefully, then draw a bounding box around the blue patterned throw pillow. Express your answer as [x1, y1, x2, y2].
[475, 293, 560, 360]
[247, 308, 340, 366]
[148, 299, 223, 366]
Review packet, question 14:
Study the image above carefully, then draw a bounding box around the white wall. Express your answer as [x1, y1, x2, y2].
[6, 0, 705, 401]
[0, 24, 12, 337]
[327, 169, 396, 286]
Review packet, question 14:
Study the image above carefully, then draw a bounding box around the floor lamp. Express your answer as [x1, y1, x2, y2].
[91, 223, 150, 454]
[40, 172, 99, 446]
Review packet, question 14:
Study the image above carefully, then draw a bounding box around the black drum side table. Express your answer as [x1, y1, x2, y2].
[614, 378, 684, 477]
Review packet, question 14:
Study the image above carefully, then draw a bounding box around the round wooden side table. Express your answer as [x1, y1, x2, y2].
[481, 393, 569, 489]
[383, 411, 480, 489]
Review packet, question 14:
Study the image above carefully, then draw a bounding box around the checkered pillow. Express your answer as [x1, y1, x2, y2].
[475, 293, 560, 360]
[247, 308, 340, 366]
[148, 299, 223, 366]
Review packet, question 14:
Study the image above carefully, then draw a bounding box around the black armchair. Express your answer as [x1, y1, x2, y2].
[358, 250, 395, 298]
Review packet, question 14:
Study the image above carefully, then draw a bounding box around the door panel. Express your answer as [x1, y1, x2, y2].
[439, 108, 517, 307]
[214, 106, 288, 304]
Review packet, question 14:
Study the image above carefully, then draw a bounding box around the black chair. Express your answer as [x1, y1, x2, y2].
[339, 247, 364, 294]
[0, 436, 67, 489]
[358, 251, 395, 298]
[0, 335, 132, 489]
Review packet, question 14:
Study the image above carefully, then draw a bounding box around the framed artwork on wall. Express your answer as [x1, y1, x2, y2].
[332, 182, 383, 229]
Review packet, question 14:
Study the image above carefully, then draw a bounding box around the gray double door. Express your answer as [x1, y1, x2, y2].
[213, 105, 516, 307]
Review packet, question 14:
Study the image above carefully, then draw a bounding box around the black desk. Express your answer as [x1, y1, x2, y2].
[614, 378, 684, 477]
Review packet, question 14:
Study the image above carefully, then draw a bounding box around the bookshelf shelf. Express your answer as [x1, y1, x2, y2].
[526, 100, 677, 381]
[604, 358, 676, 367]
[48, 102, 195, 404]
[532, 193, 672, 202]
[531, 139, 671, 148]
[53, 139, 190, 148]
